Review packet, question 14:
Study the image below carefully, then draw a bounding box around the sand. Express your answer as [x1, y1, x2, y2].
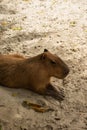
[0, 0, 87, 130]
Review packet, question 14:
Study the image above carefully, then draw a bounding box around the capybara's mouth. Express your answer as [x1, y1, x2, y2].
[62, 67, 70, 78]
[56, 68, 69, 79]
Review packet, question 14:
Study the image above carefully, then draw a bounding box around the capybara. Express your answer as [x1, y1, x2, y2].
[0, 49, 69, 101]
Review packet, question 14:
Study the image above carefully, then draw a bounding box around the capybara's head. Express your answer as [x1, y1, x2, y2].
[40, 49, 69, 79]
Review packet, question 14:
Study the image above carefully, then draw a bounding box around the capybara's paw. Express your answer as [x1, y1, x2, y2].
[56, 89, 65, 101]
[46, 84, 65, 101]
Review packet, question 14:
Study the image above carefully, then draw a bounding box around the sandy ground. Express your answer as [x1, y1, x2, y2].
[0, 0, 87, 130]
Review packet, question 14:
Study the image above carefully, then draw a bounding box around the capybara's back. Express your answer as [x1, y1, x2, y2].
[0, 49, 69, 101]
[0, 54, 26, 87]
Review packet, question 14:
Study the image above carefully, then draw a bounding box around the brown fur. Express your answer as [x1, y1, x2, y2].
[0, 49, 69, 101]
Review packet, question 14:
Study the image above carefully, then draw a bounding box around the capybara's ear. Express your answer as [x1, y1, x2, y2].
[44, 49, 48, 52]
[41, 53, 47, 60]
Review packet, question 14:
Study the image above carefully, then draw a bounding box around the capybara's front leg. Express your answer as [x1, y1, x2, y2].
[46, 84, 65, 101]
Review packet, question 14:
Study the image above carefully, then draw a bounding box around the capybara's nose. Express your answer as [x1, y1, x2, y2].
[63, 67, 69, 77]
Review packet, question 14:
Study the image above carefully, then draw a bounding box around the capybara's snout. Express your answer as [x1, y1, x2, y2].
[56, 57, 70, 79]
[63, 66, 69, 78]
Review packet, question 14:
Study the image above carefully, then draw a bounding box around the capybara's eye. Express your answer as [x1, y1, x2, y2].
[51, 60, 56, 64]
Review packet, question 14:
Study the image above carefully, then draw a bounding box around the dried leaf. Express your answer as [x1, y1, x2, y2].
[11, 26, 22, 31]
[22, 100, 54, 113]
[1, 21, 8, 26]
[32, 107, 51, 113]
[70, 21, 76, 27]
